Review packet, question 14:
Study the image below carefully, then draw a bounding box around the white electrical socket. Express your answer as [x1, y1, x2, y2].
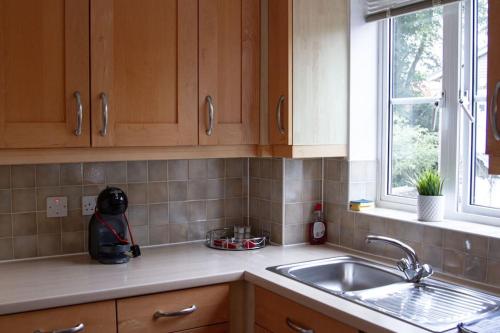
[46, 197, 68, 218]
[82, 196, 97, 216]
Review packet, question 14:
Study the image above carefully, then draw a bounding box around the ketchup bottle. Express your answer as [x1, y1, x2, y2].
[309, 203, 327, 245]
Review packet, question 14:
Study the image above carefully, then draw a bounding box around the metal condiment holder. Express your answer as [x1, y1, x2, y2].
[205, 227, 269, 251]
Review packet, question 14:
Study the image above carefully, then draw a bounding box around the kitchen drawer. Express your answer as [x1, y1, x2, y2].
[117, 284, 229, 333]
[255, 287, 358, 333]
[0, 300, 116, 333]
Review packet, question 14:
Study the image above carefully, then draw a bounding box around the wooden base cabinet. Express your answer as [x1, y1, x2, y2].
[255, 287, 359, 333]
[267, 0, 348, 158]
[0, 300, 116, 333]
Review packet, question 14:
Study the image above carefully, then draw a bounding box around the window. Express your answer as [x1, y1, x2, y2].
[379, 0, 500, 222]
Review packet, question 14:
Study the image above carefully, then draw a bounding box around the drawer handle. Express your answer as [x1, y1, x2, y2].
[34, 322, 85, 333]
[286, 318, 314, 333]
[153, 304, 198, 319]
[275, 95, 286, 135]
[73, 91, 83, 136]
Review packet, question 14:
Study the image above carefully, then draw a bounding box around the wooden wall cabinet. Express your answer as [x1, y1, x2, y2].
[0, 300, 116, 333]
[199, 0, 260, 146]
[486, 0, 500, 173]
[0, 0, 90, 149]
[255, 287, 359, 333]
[0, 0, 259, 152]
[267, 0, 348, 158]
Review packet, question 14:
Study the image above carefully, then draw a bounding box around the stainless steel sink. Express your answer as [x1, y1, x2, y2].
[267, 256, 405, 293]
[267, 255, 500, 332]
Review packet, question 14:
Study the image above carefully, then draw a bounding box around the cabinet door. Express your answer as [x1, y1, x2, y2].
[199, 0, 260, 145]
[0, 0, 90, 148]
[486, 0, 500, 159]
[268, 0, 292, 146]
[0, 301, 116, 333]
[91, 0, 198, 147]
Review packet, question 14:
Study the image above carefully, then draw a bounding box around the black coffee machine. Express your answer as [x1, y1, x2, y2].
[88, 187, 141, 264]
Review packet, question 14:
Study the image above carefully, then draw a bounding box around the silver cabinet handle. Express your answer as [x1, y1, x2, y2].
[73, 91, 83, 136]
[153, 304, 197, 319]
[34, 323, 85, 333]
[489, 81, 500, 141]
[99, 92, 109, 136]
[286, 318, 314, 333]
[206, 95, 215, 136]
[275, 95, 286, 135]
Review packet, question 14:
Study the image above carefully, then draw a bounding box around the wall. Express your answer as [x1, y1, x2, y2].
[0, 159, 248, 260]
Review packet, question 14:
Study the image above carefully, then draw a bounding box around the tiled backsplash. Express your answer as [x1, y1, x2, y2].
[1, 156, 499, 288]
[0, 159, 248, 260]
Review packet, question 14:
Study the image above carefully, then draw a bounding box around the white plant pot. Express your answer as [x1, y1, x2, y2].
[417, 195, 444, 222]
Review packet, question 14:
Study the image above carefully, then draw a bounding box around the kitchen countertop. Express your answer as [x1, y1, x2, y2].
[0, 242, 497, 333]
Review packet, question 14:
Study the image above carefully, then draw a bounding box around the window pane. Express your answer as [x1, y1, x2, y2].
[392, 8, 443, 98]
[471, 0, 500, 209]
[390, 104, 440, 198]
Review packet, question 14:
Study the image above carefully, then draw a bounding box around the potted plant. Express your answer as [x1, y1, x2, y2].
[414, 170, 445, 222]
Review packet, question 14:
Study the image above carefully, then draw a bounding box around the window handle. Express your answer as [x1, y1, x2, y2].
[489, 81, 500, 141]
[459, 90, 474, 123]
[432, 100, 440, 131]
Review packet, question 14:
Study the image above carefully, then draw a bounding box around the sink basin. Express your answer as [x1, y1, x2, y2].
[267, 256, 405, 293]
[268, 255, 500, 332]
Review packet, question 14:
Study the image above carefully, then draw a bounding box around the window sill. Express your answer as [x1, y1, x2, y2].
[353, 207, 500, 240]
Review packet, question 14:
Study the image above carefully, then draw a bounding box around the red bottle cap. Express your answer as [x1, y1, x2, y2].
[314, 203, 322, 211]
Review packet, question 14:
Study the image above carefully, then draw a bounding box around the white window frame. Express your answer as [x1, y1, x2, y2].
[377, 1, 500, 226]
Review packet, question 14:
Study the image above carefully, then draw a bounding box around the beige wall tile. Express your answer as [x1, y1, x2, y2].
[249, 159, 260, 178]
[284, 224, 307, 245]
[208, 159, 225, 179]
[147, 160, 167, 182]
[0, 238, 13, 260]
[168, 160, 188, 181]
[169, 223, 188, 243]
[188, 159, 208, 179]
[128, 183, 147, 205]
[423, 226, 443, 246]
[421, 245, 443, 271]
[169, 202, 189, 224]
[487, 258, 500, 285]
[83, 163, 106, 185]
[207, 200, 224, 220]
[188, 222, 206, 241]
[38, 233, 62, 256]
[0, 166, 11, 189]
[327, 222, 340, 244]
[225, 198, 242, 218]
[206, 179, 223, 199]
[189, 180, 208, 200]
[148, 182, 168, 203]
[285, 203, 303, 225]
[149, 204, 169, 226]
[0, 215, 12, 238]
[258, 179, 272, 200]
[443, 249, 465, 275]
[168, 181, 187, 201]
[464, 255, 487, 282]
[12, 189, 36, 213]
[83, 184, 106, 196]
[226, 159, 243, 178]
[272, 159, 283, 180]
[189, 201, 206, 222]
[105, 161, 127, 184]
[12, 165, 36, 188]
[149, 225, 169, 245]
[13, 235, 37, 259]
[60, 163, 82, 185]
[325, 158, 342, 181]
[261, 159, 273, 179]
[284, 180, 302, 203]
[61, 210, 84, 232]
[489, 237, 500, 261]
[13, 213, 36, 236]
[61, 186, 82, 211]
[62, 231, 84, 253]
[225, 178, 242, 198]
[284, 159, 303, 180]
[0, 190, 11, 217]
[130, 225, 149, 246]
[36, 213, 61, 234]
[36, 164, 60, 187]
[127, 161, 148, 183]
[303, 159, 322, 180]
[127, 205, 148, 226]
